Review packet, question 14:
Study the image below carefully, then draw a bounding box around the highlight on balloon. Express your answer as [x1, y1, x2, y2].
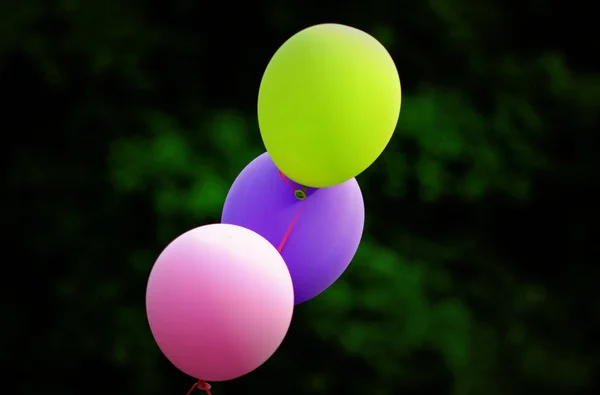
[144, 22, 401, 394]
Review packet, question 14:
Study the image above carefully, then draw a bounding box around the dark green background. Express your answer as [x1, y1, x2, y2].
[3, 1, 599, 394]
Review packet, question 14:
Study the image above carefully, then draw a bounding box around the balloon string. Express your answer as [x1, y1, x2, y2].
[186, 379, 212, 395]
[277, 199, 306, 252]
[277, 170, 307, 252]
[278, 170, 298, 191]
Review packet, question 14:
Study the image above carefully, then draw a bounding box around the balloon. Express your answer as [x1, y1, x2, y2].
[258, 23, 401, 188]
[145, 223, 294, 382]
[221, 153, 364, 304]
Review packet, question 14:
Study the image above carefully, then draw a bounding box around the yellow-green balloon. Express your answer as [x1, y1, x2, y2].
[258, 23, 401, 188]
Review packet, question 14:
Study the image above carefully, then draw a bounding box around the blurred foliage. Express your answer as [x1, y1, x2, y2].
[3, 1, 599, 395]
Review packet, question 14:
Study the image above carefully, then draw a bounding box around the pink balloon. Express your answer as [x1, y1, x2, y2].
[146, 223, 294, 382]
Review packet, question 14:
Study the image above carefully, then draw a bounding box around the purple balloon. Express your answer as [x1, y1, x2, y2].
[221, 152, 364, 304]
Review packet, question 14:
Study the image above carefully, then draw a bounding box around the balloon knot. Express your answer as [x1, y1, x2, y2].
[198, 380, 211, 392]
[186, 380, 212, 395]
[294, 189, 306, 200]
[278, 170, 308, 200]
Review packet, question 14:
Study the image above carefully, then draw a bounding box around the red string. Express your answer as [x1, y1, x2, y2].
[186, 379, 212, 395]
[277, 199, 306, 252]
[278, 170, 297, 191]
[277, 170, 307, 253]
